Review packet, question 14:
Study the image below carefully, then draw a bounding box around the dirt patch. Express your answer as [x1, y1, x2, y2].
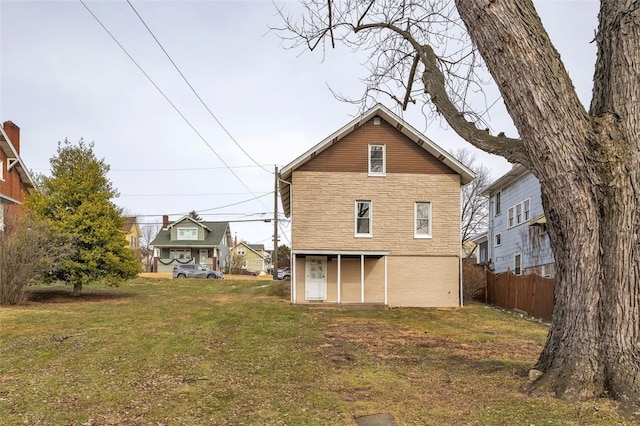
[318, 317, 541, 368]
[26, 289, 133, 304]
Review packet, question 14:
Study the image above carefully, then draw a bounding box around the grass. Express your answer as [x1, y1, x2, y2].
[0, 277, 631, 425]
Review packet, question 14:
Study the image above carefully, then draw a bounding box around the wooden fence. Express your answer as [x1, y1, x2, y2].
[484, 270, 555, 321]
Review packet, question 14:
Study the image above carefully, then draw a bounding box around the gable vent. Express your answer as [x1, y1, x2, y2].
[373, 117, 381, 125]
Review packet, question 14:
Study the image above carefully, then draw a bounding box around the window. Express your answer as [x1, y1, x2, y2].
[355, 200, 372, 236]
[368, 144, 385, 175]
[414, 202, 432, 238]
[177, 227, 198, 240]
[494, 233, 502, 246]
[170, 249, 191, 259]
[507, 198, 531, 228]
[0, 160, 3, 181]
[241, 260, 247, 268]
[237, 247, 245, 255]
[514, 253, 522, 275]
[495, 191, 501, 216]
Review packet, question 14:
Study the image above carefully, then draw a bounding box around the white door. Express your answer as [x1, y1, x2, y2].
[200, 249, 210, 267]
[305, 256, 327, 300]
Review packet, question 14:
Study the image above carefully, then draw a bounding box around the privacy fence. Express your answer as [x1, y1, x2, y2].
[483, 270, 555, 321]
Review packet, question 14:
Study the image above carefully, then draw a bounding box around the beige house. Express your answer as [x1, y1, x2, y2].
[279, 104, 474, 307]
[230, 242, 271, 274]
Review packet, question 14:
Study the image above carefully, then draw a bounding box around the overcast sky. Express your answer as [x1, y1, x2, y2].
[0, 0, 598, 249]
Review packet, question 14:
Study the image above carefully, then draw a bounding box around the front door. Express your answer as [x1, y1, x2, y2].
[199, 249, 210, 268]
[305, 256, 327, 300]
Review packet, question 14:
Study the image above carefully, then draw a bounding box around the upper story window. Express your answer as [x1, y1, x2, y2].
[355, 200, 372, 237]
[0, 160, 4, 181]
[414, 201, 432, 238]
[495, 191, 501, 216]
[177, 227, 198, 240]
[507, 199, 530, 228]
[237, 247, 246, 255]
[368, 144, 386, 175]
[495, 233, 502, 246]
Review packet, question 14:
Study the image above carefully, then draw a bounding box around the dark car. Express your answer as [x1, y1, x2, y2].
[173, 264, 223, 279]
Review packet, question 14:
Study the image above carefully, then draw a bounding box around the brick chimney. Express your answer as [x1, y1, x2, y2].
[162, 215, 169, 229]
[3, 121, 20, 154]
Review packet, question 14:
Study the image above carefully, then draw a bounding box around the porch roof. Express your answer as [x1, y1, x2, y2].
[292, 249, 389, 257]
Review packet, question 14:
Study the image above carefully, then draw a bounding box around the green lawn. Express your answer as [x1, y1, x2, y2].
[0, 278, 630, 425]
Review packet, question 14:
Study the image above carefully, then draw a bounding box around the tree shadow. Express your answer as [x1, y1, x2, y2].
[27, 288, 133, 304]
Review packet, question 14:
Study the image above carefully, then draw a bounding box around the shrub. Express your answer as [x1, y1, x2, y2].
[462, 260, 486, 304]
[0, 208, 71, 305]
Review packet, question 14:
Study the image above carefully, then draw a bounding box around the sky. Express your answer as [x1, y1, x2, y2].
[0, 0, 599, 250]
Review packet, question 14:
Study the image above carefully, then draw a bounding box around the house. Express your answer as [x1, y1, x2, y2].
[481, 164, 555, 276]
[150, 215, 232, 273]
[0, 121, 35, 230]
[230, 242, 271, 274]
[122, 216, 141, 250]
[279, 104, 475, 307]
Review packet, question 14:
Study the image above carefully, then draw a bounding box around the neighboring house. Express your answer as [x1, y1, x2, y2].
[471, 233, 489, 265]
[279, 104, 475, 307]
[0, 121, 35, 230]
[122, 216, 141, 250]
[481, 164, 555, 277]
[150, 215, 232, 273]
[230, 242, 270, 274]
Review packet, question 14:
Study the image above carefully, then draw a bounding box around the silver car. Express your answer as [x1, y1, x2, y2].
[172, 264, 224, 279]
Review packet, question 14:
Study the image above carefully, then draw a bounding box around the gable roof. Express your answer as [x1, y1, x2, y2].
[279, 104, 475, 217]
[480, 163, 528, 196]
[122, 217, 137, 233]
[150, 220, 230, 248]
[0, 124, 35, 200]
[167, 215, 211, 231]
[234, 242, 269, 259]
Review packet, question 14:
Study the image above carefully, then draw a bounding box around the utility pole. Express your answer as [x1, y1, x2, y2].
[273, 165, 279, 280]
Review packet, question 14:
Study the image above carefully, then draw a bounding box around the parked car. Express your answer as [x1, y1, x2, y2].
[277, 268, 291, 280]
[173, 264, 223, 279]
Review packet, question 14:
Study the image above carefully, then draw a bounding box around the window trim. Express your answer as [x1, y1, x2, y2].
[494, 191, 501, 216]
[368, 144, 386, 176]
[414, 201, 432, 238]
[494, 232, 502, 247]
[507, 198, 531, 228]
[0, 160, 4, 181]
[355, 200, 372, 237]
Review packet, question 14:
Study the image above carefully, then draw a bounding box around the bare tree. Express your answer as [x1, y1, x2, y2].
[140, 220, 161, 272]
[454, 148, 490, 255]
[0, 207, 71, 305]
[275, 0, 640, 415]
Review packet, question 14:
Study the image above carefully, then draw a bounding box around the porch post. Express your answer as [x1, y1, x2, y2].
[361, 254, 365, 303]
[384, 255, 388, 305]
[291, 253, 296, 303]
[337, 254, 341, 305]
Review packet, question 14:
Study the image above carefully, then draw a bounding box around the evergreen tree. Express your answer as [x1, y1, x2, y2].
[27, 139, 138, 294]
[188, 210, 202, 221]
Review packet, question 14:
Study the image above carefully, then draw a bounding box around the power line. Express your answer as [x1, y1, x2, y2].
[125, 0, 270, 174]
[79, 0, 267, 206]
[118, 192, 272, 197]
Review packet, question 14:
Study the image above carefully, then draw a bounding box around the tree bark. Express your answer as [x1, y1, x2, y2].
[455, 0, 640, 414]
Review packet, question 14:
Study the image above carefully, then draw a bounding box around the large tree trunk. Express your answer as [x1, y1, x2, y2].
[456, 0, 640, 415]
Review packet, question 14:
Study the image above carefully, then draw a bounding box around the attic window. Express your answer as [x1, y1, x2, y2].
[368, 144, 386, 175]
[177, 227, 198, 240]
[373, 117, 381, 125]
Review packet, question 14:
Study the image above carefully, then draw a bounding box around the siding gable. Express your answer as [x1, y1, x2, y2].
[297, 117, 458, 175]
